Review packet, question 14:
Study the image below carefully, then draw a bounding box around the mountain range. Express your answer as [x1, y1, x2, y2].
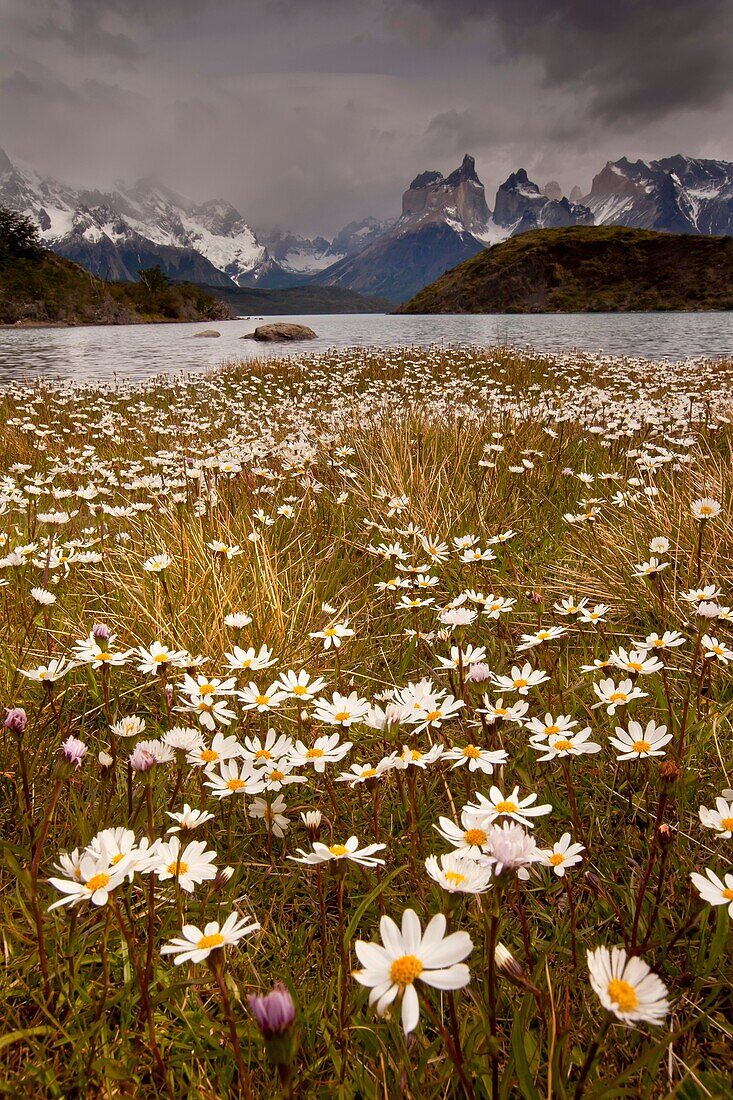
[2, 146, 733, 303]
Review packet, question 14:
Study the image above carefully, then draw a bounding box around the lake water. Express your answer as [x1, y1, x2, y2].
[0, 311, 731, 384]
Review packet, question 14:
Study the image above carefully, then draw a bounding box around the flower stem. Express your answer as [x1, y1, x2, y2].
[573, 1015, 611, 1098]
[210, 953, 253, 1099]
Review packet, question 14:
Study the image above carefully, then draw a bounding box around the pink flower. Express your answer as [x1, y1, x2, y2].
[60, 735, 87, 769]
[4, 707, 28, 735]
[248, 982, 296, 1038]
[129, 744, 156, 772]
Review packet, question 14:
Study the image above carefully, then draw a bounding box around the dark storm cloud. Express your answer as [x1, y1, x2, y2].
[406, 0, 733, 124]
[1, 0, 731, 234]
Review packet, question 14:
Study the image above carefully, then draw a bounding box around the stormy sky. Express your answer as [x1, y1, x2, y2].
[2, 0, 732, 236]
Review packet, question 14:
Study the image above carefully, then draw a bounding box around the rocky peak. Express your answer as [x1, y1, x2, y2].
[444, 153, 481, 187]
[493, 169, 545, 226]
[494, 169, 593, 233]
[0, 147, 13, 175]
[409, 170, 443, 191]
[401, 154, 490, 234]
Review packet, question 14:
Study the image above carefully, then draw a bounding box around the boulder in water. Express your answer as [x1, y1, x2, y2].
[242, 323, 317, 342]
[192, 329, 221, 338]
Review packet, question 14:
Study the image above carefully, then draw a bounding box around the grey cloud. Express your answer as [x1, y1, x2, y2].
[0, 0, 731, 234]
[0, 69, 81, 103]
[404, 0, 733, 125]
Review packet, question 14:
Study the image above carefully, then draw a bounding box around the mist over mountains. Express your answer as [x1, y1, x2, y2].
[2, 146, 732, 303]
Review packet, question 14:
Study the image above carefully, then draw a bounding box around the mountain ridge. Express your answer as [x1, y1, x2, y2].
[3, 148, 733, 303]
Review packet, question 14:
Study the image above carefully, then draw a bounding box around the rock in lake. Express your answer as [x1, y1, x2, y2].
[192, 329, 221, 338]
[242, 323, 317, 342]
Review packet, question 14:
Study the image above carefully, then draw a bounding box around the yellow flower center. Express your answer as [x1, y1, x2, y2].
[554, 739, 572, 751]
[306, 748, 324, 759]
[254, 748, 271, 759]
[334, 711, 351, 722]
[255, 695, 270, 706]
[699, 505, 714, 515]
[323, 628, 337, 637]
[608, 978, 639, 1012]
[425, 709, 442, 722]
[410, 750, 422, 761]
[269, 769, 285, 781]
[627, 662, 643, 672]
[463, 828, 487, 846]
[549, 853, 565, 866]
[444, 871, 466, 886]
[199, 684, 215, 695]
[609, 692, 627, 703]
[153, 653, 167, 663]
[97, 651, 112, 661]
[200, 749, 218, 763]
[495, 800, 518, 814]
[632, 740, 651, 753]
[197, 932, 225, 950]
[390, 954, 423, 986]
[167, 860, 189, 876]
[110, 853, 125, 865]
[85, 873, 111, 892]
[361, 767, 377, 777]
[720, 817, 733, 830]
[329, 844, 349, 856]
[292, 685, 308, 695]
[462, 745, 481, 759]
[227, 779, 246, 791]
[722, 887, 733, 900]
[545, 724, 560, 735]
[514, 678, 529, 688]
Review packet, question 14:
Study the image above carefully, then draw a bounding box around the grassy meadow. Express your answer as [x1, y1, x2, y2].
[0, 344, 731, 1098]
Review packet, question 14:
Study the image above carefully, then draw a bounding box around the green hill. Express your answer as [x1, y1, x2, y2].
[397, 226, 733, 314]
[0, 206, 230, 325]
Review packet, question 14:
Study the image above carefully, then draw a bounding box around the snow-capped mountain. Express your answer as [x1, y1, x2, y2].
[4, 145, 733, 303]
[313, 156, 594, 301]
[584, 156, 733, 235]
[0, 148, 359, 287]
[314, 155, 506, 302]
[493, 169, 593, 234]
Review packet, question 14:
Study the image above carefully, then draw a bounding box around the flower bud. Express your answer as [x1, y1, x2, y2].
[465, 662, 491, 684]
[248, 982, 296, 1040]
[300, 810, 322, 840]
[494, 942, 524, 983]
[659, 760, 682, 783]
[92, 622, 111, 641]
[213, 866, 235, 890]
[248, 983, 298, 1071]
[98, 750, 114, 773]
[129, 744, 156, 773]
[4, 707, 28, 736]
[60, 735, 87, 770]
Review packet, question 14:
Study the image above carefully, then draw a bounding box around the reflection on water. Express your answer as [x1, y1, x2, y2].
[0, 311, 731, 384]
